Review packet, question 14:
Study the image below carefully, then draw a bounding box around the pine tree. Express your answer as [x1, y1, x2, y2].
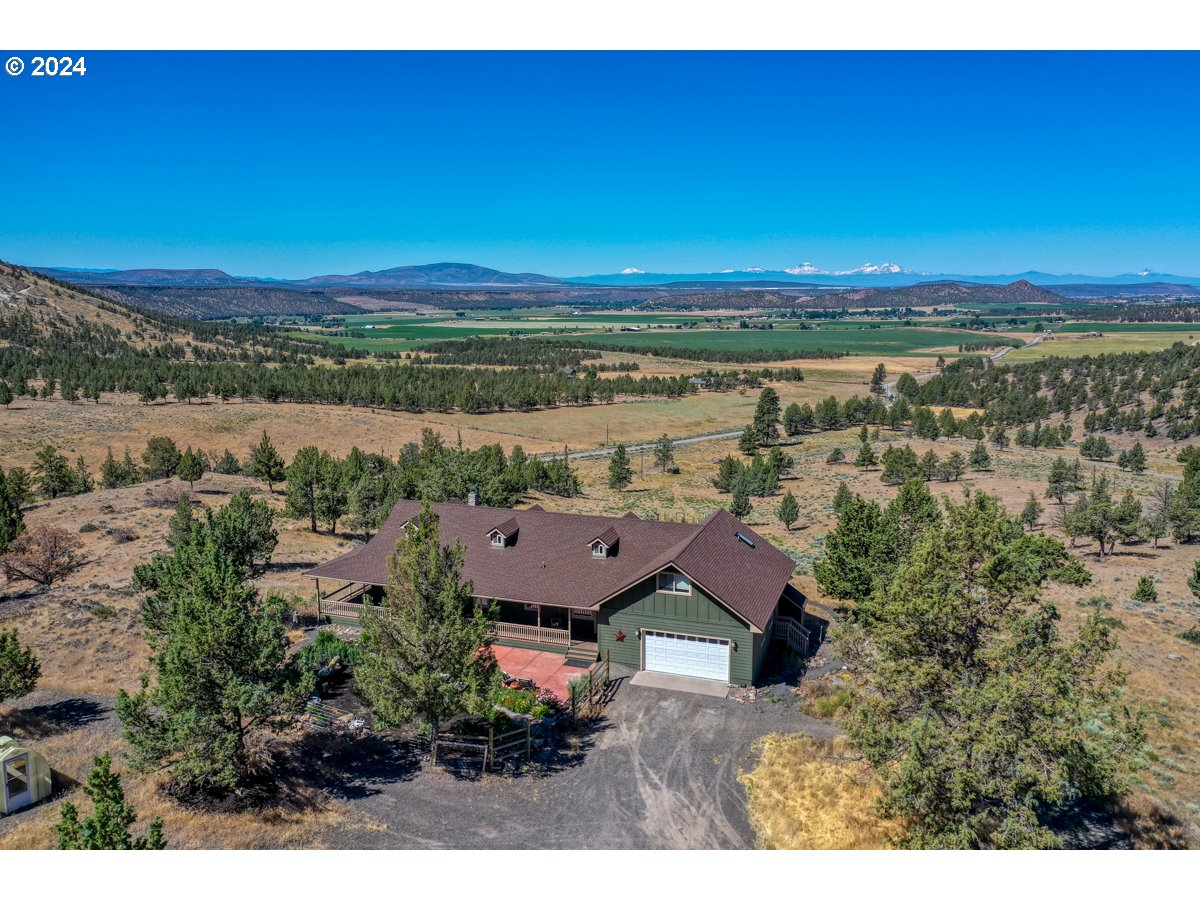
[918, 449, 940, 482]
[100, 447, 125, 489]
[988, 425, 1009, 449]
[214, 448, 243, 475]
[356, 502, 497, 737]
[0, 466, 25, 553]
[250, 431, 286, 494]
[118, 513, 308, 791]
[777, 490, 800, 531]
[1131, 575, 1158, 604]
[653, 434, 675, 471]
[56, 754, 166, 850]
[968, 441, 992, 471]
[870, 363, 887, 395]
[752, 387, 782, 445]
[607, 444, 633, 490]
[711, 456, 741, 493]
[284, 446, 323, 532]
[175, 446, 205, 491]
[1121, 441, 1147, 474]
[0, 627, 40, 705]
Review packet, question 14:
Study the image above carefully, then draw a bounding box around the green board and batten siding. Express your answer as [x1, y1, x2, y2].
[597, 570, 761, 685]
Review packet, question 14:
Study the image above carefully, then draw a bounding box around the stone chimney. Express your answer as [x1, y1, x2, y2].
[467, 488, 479, 507]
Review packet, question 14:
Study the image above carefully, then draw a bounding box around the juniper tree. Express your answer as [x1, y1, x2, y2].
[118, 511, 307, 791]
[356, 502, 497, 737]
[835, 490, 1138, 849]
[968, 441, 992, 471]
[56, 754, 166, 850]
[0, 466, 24, 553]
[777, 490, 799, 531]
[141, 436, 181, 480]
[869, 363, 887, 395]
[738, 427, 760, 456]
[653, 434, 675, 471]
[175, 446, 205, 491]
[854, 441, 878, 471]
[33, 444, 77, 499]
[1020, 492, 1043, 531]
[214, 448, 243, 475]
[250, 431, 286, 494]
[285, 445, 324, 532]
[989, 425, 1009, 449]
[813, 491, 883, 605]
[0, 627, 40, 706]
[729, 485, 753, 519]
[607, 444, 633, 490]
[1131, 575, 1157, 604]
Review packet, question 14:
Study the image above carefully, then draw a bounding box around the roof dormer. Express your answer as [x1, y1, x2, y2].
[488, 517, 519, 548]
[588, 525, 619, 558]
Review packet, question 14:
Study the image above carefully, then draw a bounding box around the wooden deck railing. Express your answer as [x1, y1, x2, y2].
[322, 599, 366, 620]
[488, 621, 571, 647]
[773, 615, 809, 656]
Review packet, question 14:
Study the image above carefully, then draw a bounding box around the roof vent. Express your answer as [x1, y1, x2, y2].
[735, 531, 755, 548]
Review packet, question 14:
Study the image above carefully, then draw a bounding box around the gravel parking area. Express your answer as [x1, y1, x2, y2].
[321, 671, 836, 849]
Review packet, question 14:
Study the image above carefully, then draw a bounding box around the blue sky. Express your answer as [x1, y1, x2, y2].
[2, 51, 1198, 277]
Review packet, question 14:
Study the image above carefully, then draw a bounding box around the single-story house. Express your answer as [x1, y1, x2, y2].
[306, 500, 808, 686]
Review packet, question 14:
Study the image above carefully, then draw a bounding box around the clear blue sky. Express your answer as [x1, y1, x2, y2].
[2, 51, 1198, 277]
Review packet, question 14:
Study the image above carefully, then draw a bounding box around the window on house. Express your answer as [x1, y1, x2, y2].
[657, 571, 691, 594]
[490, 532, 504, 547]
[592, 541, 607, 557]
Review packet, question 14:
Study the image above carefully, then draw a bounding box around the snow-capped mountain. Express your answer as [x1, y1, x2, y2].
[784, 262, 829, 275]
[619, 267, 645, 275]
[835, 262, 918, 276]
[741, 266, 767, 274]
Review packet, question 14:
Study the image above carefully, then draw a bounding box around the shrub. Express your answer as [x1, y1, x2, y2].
[90, 603, 117, 620]
[110, 526, 138, 544]
[1179, 627, 1200, 646]
[79, 522, 99, 534]
[494, 685, 537, 715]
[296, 629, 364, 669]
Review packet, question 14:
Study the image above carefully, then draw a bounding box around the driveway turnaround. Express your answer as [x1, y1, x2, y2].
[629, 670, 730, 698]
[324, 674, 837, 849]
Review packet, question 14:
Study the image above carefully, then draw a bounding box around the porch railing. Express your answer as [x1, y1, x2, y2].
[488, 621, 571, 647]
[322, 599, 366, 620]
[773, 615, 809, 656]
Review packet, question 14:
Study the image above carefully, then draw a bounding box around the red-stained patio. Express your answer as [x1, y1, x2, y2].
[492, 646, 590, 701]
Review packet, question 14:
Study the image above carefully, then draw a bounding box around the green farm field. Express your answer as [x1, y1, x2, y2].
[1006, 330, 1199, 361]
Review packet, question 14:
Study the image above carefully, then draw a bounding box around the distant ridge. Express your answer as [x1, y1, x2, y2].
[28, 261, 1200, 291]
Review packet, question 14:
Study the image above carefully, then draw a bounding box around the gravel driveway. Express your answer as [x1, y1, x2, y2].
[322, 672, 836, 850]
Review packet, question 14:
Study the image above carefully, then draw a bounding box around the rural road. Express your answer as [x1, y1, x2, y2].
[880, 333, 1044, 404]
[550, 429, 745, 462]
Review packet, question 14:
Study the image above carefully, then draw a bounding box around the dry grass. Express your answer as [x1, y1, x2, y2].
[740, 734, 903, 849]
[0, 724, 368, 849]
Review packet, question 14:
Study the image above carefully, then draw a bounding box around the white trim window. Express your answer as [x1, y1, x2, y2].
[591, 540, 607, 558]
[490, 532, 505, 547]
[657, 571, 692, 595]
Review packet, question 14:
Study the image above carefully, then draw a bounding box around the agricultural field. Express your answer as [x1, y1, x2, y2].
[1006, 330, 1199, 361]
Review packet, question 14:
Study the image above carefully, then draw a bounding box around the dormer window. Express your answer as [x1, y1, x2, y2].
[488, 517, 519, 548]
[588, 525, 618, 559]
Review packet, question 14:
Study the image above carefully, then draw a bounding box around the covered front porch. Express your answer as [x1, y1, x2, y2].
[312, 578, 598, 659]
[480, 599, 599, 659]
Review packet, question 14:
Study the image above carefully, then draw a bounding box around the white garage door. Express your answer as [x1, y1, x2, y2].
[643, 631, 730, 682]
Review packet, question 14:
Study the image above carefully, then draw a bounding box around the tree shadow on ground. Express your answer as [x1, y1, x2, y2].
[3, 697, 111, 740]
[274, 729, 423, 801]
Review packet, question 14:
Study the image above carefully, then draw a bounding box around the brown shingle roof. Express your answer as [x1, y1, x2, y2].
[490, 517, 520, 540]
[306, 501, 793, 631]
[591, 525, 619, 550]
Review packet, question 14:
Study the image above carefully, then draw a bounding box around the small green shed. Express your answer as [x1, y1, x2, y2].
[1, 736, 52, 815]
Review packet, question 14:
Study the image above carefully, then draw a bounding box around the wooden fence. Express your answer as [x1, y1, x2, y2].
[489, 621, 571, 647]
[431, 721, 532, 772]
[569, 649, 612, 722]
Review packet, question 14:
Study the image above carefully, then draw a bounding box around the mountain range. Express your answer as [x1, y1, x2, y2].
[28, 261, 1200, 291]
